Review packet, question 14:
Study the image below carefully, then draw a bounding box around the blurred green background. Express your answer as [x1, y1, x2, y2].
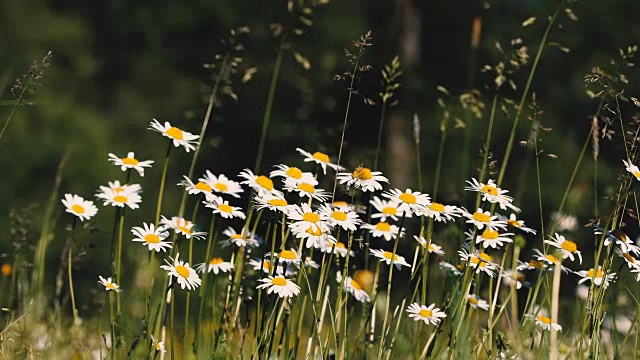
[1, 0, 640, 310]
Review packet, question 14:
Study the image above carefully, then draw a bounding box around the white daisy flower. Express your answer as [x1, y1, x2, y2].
[595, 228, 640, 256]
[465, 294, 489, 310]
[203, 195, 246, 219]
[406, 303, 447, 326]
[416, 202, 460, 222]
[337, 274, 370, 303]
[332, 201, 356, 212]
[382, 188, 430, 215]
[96, 181, 142, 196]
[616, 248, 640, 269]
[131, 223, 172, 252]
[61, 194, 98, 221]
[361, 221, 404, 241]
[149, 119, 199, 152]
[544, 233, 582, 264]
[179, 175, 215, 198]
[463, 208, 507, 231]
[576, 268, 615, 288]
[253, 193, 293, 213]
[286, 203, 330, 234]
[293, 226, 336, 249]
[503, 213, 536, 234]
[501, 270, 526, 289]
[303, 257, 320, 269]
[97, 188, 142, 210]
[336, 166, 388, 192]
[475, 229, 514, 249]
[282, 178, 330, 202]
[321, 241, 354, 258]
[256, 276, 301, 298]
[266, 249, 301, 267]
[370, 196, 407, 222]
[270, 164, 317, 185]
[151, 335, 166, 353]
[195, 257, 234, 274]
[220, 227, 260, 248]
[550, 212, 578, 232]
[464, 178, 520, 212]
[458, 249, 499, 277]
[107, 152, 154, 177]
[160, 254, 201, 290]
[318, 204, 361, 231]
[160, 216, 207, 240]
[413, 236, 445, 255]
[369, 249, 411, 270]
[624, 159, 640, 181]
[98, 276, 122, 292]
[525, 314, 562, 332]
[248, 259, 284, 275]
[200, 171, 244, 198]
[238, 169, 282, 197]
[296, 148, 344, 174]
[516, 258, 546, 272]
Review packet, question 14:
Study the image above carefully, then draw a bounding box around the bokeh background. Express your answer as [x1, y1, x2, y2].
[2, 0, 640, 320]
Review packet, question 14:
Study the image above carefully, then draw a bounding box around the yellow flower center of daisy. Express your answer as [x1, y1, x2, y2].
[287, 167, 303, 179]
[280, 250, 297, 260]
[546, 254, 559, 263]
[467, 296, 478, 305]
[114, 195, 128, 203]
[303, 213, 319, 223]
[113, 187, 125, 193]
[145, 234, 160, 244]
[383, 251, 398, 261]
[263, 261, 271, 270]
[155, 343, 162, 351]
[634, 171, 640, 179]
[507, 219, 521, 227]
[336, 242, 345, 249]
[471, 257, 486, 267]
[166, 127, 184, 140]
[332, 211, 347, 221]
[427, 244, 436, 251]
[472, 212, 490, 223]
[353, 167, 373, 180]
[306, 226, 323, 236]
[479, 252, 492, 262]
[537, 315, 552, 324]
[256, 176, 274, 191]
[123, 157, 139, 165]
[375, 222, 391, 232]
[1, 264, 12, 277]
[106, 283, 117, 290]
[350, 279, 362, 290]
[178, 226, 191, 235]
[312, 152, 330, 163]
[529, 260, 543, 269]
[72, 204, 85, 214]
[214, 182, 228, 192]
[419, 309, 433, 318]
[560, 240, 577, 252]
[333, 201, 348, 207]
[587, 268, 603, 278]
[399, 192, 417, 204]
[481, 229, 499, 240]
[218, 204, 233, 213]
[268, 199, 288, 207]
[298, 183, 316, 193]
[516, 273, 525, 282]
[231, 234, 242, 239]
[382, 207, 397, 215]
[195, 182, 212, 192]
[175, 265, 190, 278]
[429, 203, 445, 212]
[481, 184, 498, 196]
[209, 257, 223, 265]
[624, 253, 636, 263]
[271, 277, 287, 286]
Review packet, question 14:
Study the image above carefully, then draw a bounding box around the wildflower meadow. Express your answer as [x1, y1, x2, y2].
[2, 0, 640, 359]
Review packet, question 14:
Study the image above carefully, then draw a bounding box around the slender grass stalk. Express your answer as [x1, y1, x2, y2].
[154, 143, 172, 226]
[550, 260, 562, 360]
[115, 208, 125, 313]
[68, 247, 78, 324]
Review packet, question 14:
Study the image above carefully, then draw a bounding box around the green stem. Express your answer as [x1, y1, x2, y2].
[373, 101, 388, 170]
[154, 143, 172, 226]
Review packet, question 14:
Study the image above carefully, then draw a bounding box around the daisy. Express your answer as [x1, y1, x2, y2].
[550, 212, 578, 232]
[321, 241, 354, 258]
[256, 276, 301, 298]
[464, 178, 520, 212]
[270, 164, 317, 185]
[151, 335, 166, 353]
[318, 204, 361, 231]
[286, 204, 330, 234]
[475, 229, 514, 249]
[200, 171, 244, 198]
[238, 169, 282, 197]
[616, 248, 640, 269]
[466, 294, 489, 310]
[220, 227, 260, 248]
[96, 181, 142, 196]
[406, 303, 447, 326]
[525, 314, 562, 332]
[303, 257, 320, 269]
[332, 201, 353, 211]
[576, 268, 616, 288]
[361, 221, 403, 241]
[254, 193, 294, 213]
[204, 195, 246, 219]
[370, 249, 411, 270]
[266, 249, 301, 267]
[458, 249, 499, 277]
[503, 213, 537, 234]
[283, 178, 330, 202]
[160, 216, 207, 240]
[296, 148, 343, 174]
[594, 227, 640, 255]
[502, 270, 526, 289]
[416, 202, 460, 222]
[149, 119, 199, 152]
[195, 257, 234, 274]
[516, 259, 546, 272]
[624, 159, 640, 181]
[336, 166, 388, 192]
[248, 259, 284, 275]
[413, 236, 445, 255]
[337, 274, 370, 303]
[544, 233, 582, 264]
[179, 175, 215, 198]
[294, 226, 336, 249]
[160, 254, 201, 290]
[98, 188, 142, 210]
[131, 223, 172, 252]
[61, 194, 98, 221]
[463, 208, 507, 231]
[382, 188, 430, 215]
[98, 276, 122, 292]
[532, 249, 568, 272]
[108, 152, 154, 177]
[370, 196, 408, 222]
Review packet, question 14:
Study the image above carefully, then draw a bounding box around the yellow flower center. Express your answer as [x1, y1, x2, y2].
[352, 167, 373, 180]
[624, 253, 636, 263]
[537, 315, 552, 325]
[481, 229, 499, 240]
[429, 203, 445, 212]
[427, 244, 436, 252]
[155, 342, 162, 351]
[546, 254, 559, 263]
[383, 251, 398, 261]
[516, 273, 525, 282]
[333, 201, 348, 207]
[1, 264, 12, 277]
[231, 234, 242, 239]
[399, 192, 417, 204]
[271, 277, 287, 286]
[123, 157, 139, 165]
[113, 187, 125, 193]
[297, 183, 316, 193]
[507, 219, 521, 227]
[218, 204, 233, 213]
[481, 184, 498, 196]
[471, 257, 486, 267]
[467, 296, 478, 305]
[106, 283, 117, 290]
[175, 265, 190, 278]
[332, 211, 347, 221]
[306, 226, 323, 236]
[560, 240, 577, 253]
[145, 234, 160, 244]
[280, 250, 297, 260]
[268, 199, 288, 207]
[472, 212, 490, 223]
[256, 176, 274, 191]
[335, 242, 346, 249]
[479, 252, 492, 262]
[382, 207, 397, 215]
[587, 268, 603, 278]
[350, 279, 362, 290]
[166, 126, 184, 140]
[209, 257, 223, 265]
[419, 309, 433, 318]
[262, 261, 272, 270]
[286, 167, 303, 179]
[178, 226, 191, 235]
[195, 182, 212, 192]
[214, 182, 228, 192]
[529, 260, 543, 269]
[72, 204, 85, 214]
[303, 213, 319, 223]
[312, 152, 330, 163]
[375, 222, 391, 232]
[634, 171, 640, 179]
[113, 195, 128, 203]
